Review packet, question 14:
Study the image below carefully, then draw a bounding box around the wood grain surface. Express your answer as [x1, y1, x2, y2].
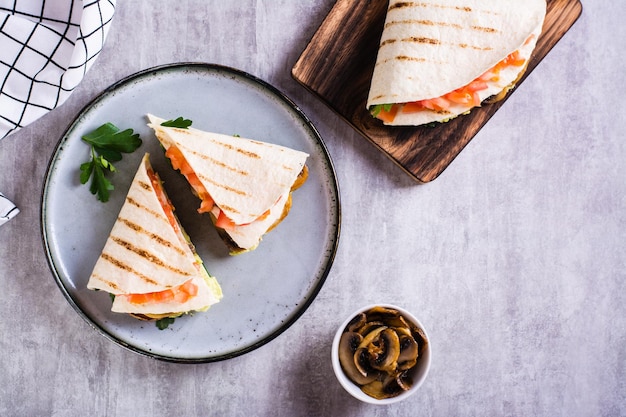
[292, 0, 583, 182]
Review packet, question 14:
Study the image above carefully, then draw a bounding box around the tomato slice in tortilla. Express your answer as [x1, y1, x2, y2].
[378, 46, 530, 122]
[377, 104, 400, 123]
[165, 145, 215, 213]
[146, 166, 180, 236]
[127, 279, 198, 305]
[215, 210, 237, 230]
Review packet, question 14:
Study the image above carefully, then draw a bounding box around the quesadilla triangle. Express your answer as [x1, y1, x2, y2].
[86, 153, 222, 320]
[366, 0, 547, 126]
[146, 114, 309, 255]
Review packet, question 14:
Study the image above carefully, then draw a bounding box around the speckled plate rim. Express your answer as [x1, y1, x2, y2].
[40, 62, 341, 363]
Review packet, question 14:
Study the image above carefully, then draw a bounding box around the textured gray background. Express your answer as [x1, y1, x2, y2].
[1, 1, 624, 416]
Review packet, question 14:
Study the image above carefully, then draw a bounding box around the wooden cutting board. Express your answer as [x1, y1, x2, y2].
[292, 0, 583, 183]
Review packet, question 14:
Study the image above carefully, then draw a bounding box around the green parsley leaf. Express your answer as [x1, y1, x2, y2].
[79, 161, 94, 184]
[94, 146, 123, 162]
[82, 126, 142, 154]
[82, 122, 119, 142]
[156, 317, 176, 330]
[161, 117, 192, 129]
[79, 123, 142, 203]
[91, 162, 114, 202]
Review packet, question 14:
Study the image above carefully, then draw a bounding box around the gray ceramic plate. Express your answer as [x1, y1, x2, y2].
[41, 63, 340, 363]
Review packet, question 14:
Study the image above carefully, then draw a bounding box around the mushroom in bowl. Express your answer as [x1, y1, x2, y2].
[331, 304, 431, 404]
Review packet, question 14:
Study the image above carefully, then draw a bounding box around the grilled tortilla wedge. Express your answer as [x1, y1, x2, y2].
[87, 153, 222, 320]
[147, 114, 309, 255]
[367, 0, 546, 126]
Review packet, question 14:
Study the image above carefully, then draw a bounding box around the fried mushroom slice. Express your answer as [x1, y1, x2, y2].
[397, 333, 419, 370]
[346, 313, 367, 333]
[367, 328, 401, 373]
[365, 306, 401, 323]
[361, 380, 387, 400]
[355, 320, 385, 336]
[338, 332, 377, 385]
[357, 326, 387, 349]
[354, 347, 378, 379]
[381, 370, 413, 397]
[361, 370, 413, 400]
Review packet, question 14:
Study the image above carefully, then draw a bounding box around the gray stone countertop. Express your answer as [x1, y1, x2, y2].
[1, 1, 624, 416]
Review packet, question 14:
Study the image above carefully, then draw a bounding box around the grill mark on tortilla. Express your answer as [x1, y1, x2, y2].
[385, 20, 500, 33]
[197, 173, 249, 197]
[380, 37, 492, 51]
[100, 253, 161, 286]
[138, 180, 151, 191]
[177, 143, 250, 177]
[118, 217, 187, 257]
[110, 236, 192, 277]
[385, 19, 463, 30]
[218, 203, 240, 215]
[376, 55, 428, 67]
[126, 196, 165, 222]
[458, 43, 493, 51]
[171, 128, 262, 159]
[388, 2, 499, 15]
[395, 55, 427, 63]
[235, 147, 260, 159]
[381, 38, 397, 47]
[471, 25, 499, 33]
[211, 140, 261, 159]
[91, 273, 121, 292]
[389, 2, 472, 12]
[404, 36, 440, 45]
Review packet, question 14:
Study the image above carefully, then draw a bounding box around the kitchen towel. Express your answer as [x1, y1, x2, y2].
[0, 192, 18, 227]
[0, 0, 116, 140]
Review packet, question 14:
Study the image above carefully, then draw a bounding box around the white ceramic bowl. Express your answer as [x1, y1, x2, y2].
[331, 304, 431, 404]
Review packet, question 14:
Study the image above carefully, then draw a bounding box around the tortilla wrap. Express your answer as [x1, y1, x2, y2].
[148, 114, 309, 251]
[87, 154, 204, 295]
[367, 0, 546, 126]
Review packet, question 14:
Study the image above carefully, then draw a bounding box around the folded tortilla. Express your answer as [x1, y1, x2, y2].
[87, 153, 222, 316]
[147, 114, 309, 252]
[367, 0, 546, 126]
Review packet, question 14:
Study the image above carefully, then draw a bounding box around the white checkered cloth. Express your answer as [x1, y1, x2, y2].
[0, 192, 18, 227]
[0, 0, 116, 140]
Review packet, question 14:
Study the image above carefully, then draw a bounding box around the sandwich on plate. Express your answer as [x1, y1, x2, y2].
[147, 114, 309, 255]
[367, 0, 547, 126]
[87, 153, 222, 324]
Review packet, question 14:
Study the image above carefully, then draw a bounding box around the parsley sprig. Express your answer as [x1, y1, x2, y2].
[79, 123, 142, 202]
[161, 117, 192, 129]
